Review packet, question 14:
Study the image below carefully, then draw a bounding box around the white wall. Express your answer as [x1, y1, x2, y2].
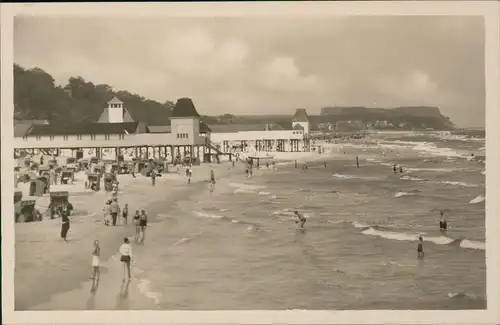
[14, 132, 207, 149]
[210, 130, 304, 143]
[292, 121, 310, 135]
[170, 117, 200, 145]
[108, 104, 124, 123]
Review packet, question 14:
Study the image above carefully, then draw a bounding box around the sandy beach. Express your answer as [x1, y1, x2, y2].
[15, 160, 244, 310]
[15, 150, 324, 310]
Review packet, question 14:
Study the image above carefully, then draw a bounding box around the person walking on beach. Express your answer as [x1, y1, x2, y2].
[122, 204, 129, 225]
[133, 210, 141, 243]
[210, 169, 216, 184]
[294, 210, 307, 229]
[91, 240, 101, 286]
[110, 198, 120, 226]
[439, 210, 448, 231]
[186, 165, 192, 184]
[103, 201, 111, 226]
[119, 238, 132, 282]
[139, 209, 148, 244]
[417, 236, 424, 259]
[60, 207, 70, 242]
[151, 169, 156, 186]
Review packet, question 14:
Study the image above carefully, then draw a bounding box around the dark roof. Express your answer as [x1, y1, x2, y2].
[200, 121, 212, 133]
[171, 98, 200, 118]
[97, 101, 171, 126]
[293, 123, 304, 130]
[108, 96, 123, 104]
[292, 108, 309, 122]
[148, 126, 171, 133]
[27, 122, 146, 136]
[14, 122, 33, 137]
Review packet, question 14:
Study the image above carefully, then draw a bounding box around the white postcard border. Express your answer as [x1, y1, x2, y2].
[1, 1, 499, 324]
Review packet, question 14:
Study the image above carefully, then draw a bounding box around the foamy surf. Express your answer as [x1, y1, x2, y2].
[332, 173, 379, 180]
[460, 239, 485, 250]
[400, 175, 426, 182]
[393, 192, 414, 198]
[137, 278, 163, 306]
[438, 180, 480, 188]
[360, 227, 485, 250]
[193, 211, 225, 220]
[469, 195, 485, 204]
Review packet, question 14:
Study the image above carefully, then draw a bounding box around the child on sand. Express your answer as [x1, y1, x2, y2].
[60, 207, 70, 242]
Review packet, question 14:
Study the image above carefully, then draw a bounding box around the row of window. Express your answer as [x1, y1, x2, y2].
[23, 134, 126, 141]
[176, 133, 189, 139]
[109, 104, 122, 108]
[292, 131, 303, 135]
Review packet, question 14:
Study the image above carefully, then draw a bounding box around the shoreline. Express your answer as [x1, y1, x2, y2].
[15, 161, 241, 310]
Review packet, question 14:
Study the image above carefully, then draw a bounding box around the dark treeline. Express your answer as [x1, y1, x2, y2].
[14, 64, 175, 123]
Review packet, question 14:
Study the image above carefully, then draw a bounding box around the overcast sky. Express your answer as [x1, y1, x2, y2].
[14, 16, 485, 127]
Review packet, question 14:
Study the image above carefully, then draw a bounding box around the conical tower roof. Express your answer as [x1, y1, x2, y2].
[292, 108, 309, 122]
[171, 97, 200, 118]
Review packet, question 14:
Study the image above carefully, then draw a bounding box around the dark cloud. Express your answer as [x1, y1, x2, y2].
[14, 16, 484, 126]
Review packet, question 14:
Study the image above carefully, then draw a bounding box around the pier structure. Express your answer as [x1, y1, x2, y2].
[14, 98, 312, 163]
[14, 97, 225, 163]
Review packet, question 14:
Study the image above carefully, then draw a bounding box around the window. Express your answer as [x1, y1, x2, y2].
[105, 134, 110, 140]
[22, 136, 27, 141]
[36, 136, 41, 141]
[119, 134, 124, 140]
[77, 135, 83, 140]
[91, 134, 96, 140]
[49, 136, 55, 140]
[63, 135, 68, 141]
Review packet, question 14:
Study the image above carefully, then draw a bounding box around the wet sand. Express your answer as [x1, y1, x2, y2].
[15, 162, 239, 310]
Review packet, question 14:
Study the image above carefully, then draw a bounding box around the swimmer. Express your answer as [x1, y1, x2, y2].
[439, 210, 448, 231]
[417, 236, 424, 259]
[294, 210, 307, 229]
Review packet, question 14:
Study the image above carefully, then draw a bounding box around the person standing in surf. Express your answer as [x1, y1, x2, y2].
[59, 207, 70, 242]
[294, 210, 307, 229]
[119, 238, 132, 282]
[417, 236, 424, 259]
[393, 164, 397, 174]
[356, 156, 360, 168]
[439, 210, 448, 231]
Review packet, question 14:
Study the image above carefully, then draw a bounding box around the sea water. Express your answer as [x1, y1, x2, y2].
[129, 132, 486, 310]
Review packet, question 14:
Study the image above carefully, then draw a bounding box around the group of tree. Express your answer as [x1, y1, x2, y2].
[14, 64, 175, 123]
